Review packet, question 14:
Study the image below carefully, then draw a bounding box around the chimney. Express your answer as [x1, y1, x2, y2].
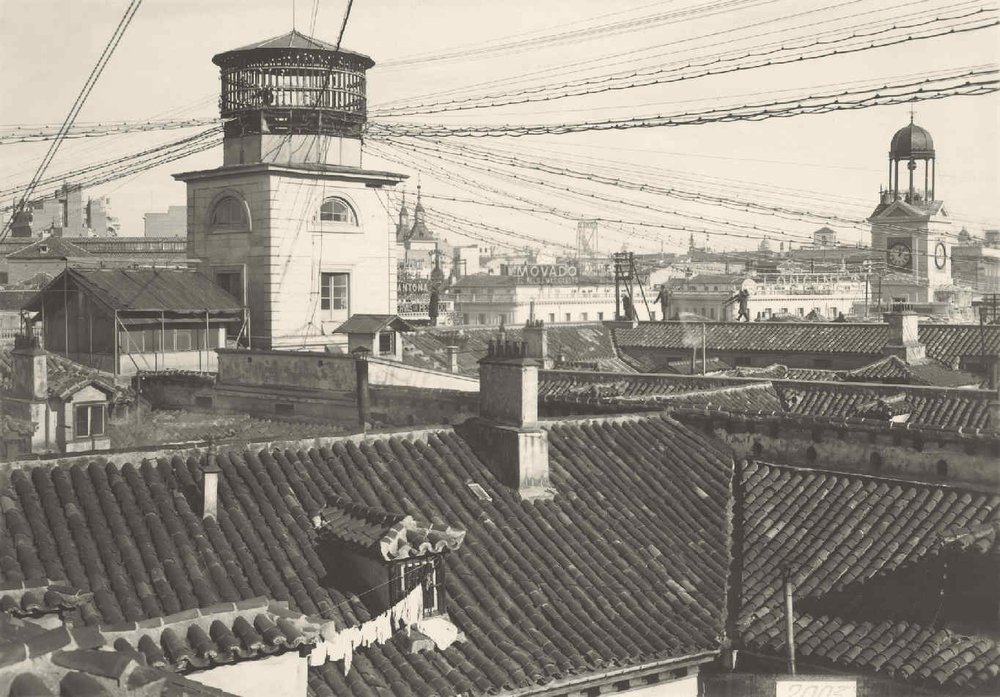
[9, 333, 50, 452]
[446, 345, 460, 374]
[11, 333, 47, 400]
[522, 320, 551, 369]
[456, 339, 551, 499]
[883, 304, 925, 363]
[202, 443, 221, 519]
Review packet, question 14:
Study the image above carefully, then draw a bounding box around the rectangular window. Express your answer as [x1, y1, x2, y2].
[174, 329, 193, 351]
[597, 312, 604, 321]
[74, 404, 105, 438]
[275, 402, 294, 416]
[395, 558, 442, 617]
[320, 272, 350, 312]
[215, 271, 243, 303]
[580, 312, 588, 321]
[477, 314, 486, 325]
[548, 313, 556, 323]
[378, 332, 393, 355]
[734, 356, 753, 367]
[194, 395, 214, 409]
[709, 308, 716, 319]
[797, 307, 804, 316]
[564, 313, 571, 322]
[813, 358, 833, 369]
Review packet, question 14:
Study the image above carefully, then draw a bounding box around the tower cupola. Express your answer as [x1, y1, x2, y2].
[212, 30, 374, 168]
[887, 115, 936, 205]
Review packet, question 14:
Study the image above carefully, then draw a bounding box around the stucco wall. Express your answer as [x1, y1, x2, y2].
[188, 651, 308, 697]
[217, 350, 356, 391]
[367, 358, 478, 392]
[185, 170, 399, 350]
[690, 416, 999, 489]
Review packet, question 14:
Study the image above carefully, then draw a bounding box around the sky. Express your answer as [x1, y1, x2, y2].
[0, 0, 997, 255]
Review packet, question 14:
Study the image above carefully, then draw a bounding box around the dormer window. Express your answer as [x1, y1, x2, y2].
[314, 496, 464, 619]
[210, 195, 250, 231]
[320, 197, 357, 224]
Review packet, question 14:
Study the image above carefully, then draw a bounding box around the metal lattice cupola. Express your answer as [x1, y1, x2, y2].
[211, 30, 375, 167]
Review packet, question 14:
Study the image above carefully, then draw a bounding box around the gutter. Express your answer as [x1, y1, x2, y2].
[498, 650, 718, 697]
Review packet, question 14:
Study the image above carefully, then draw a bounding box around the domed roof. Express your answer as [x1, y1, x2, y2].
[890, 121, 934, 159]
[213, 30, 374, 68]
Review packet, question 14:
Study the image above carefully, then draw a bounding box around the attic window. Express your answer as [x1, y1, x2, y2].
[393, 556, 444, 617]
[39, 244, 49, 254]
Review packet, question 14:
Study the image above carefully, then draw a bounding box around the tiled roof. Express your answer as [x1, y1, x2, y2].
[402, 323, 618, 375]
[842, 355, 982, 388]
[719, 364, 841, 381]
[662, 358, 731, 375]
[745, 613, 1000, 692]
[0, 415, 733, 695]
[0, 348, 126, 402]
[776, 381, 995, 431]
[538, 370, 997, 431]
[25, 268, 242, 314]
[4, 238, 92, 260]
[738, 461, 1000, 692]
[333, 315, 413, 335]
[104, 597, 321, 673]
[317, 495, 465, 561]
[613, 321, 1000, 366]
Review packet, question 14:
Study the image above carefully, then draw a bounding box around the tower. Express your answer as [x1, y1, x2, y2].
[869, 116, 952, 304]
[174, 31, 406, 350]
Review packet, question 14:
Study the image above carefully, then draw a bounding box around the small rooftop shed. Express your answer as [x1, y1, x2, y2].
[24, 267, 247, 376]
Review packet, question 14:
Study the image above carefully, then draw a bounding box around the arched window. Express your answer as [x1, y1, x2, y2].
[210, 196, 248, 228]
[320, 197, 357, 224]
[752, 441, 763, 458]
[806, 446, 818, 464]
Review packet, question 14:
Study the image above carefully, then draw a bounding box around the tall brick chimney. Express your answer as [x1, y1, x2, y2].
[456, 338, 551, 499]
[522, 319, 552, 369]
[883, 304, 925, 363]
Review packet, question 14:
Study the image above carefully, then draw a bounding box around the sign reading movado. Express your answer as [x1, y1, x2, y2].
[504, 264, 579, 280]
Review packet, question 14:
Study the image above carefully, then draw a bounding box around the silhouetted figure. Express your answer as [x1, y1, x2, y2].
[653, 286, 670, 321]
[622, 294, 634, 322]
[428, 289, 440, 326]
[724, 288, 751, 322]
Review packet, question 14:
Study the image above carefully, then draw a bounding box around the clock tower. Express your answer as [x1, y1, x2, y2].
[869, 116, 952, 304]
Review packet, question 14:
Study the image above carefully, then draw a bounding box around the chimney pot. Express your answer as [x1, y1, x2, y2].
[446, 345, 460, 374]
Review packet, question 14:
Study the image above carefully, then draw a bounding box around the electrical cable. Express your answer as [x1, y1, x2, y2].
[2, 0, 145, 240]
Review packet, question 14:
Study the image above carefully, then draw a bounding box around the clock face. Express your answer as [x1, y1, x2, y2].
[888, 243, 912, 269]
[934, 242, 947, 269]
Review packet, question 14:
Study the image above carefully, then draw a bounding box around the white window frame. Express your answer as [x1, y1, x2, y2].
[320, 271, 350, 319]
[74, 402, 106, 439]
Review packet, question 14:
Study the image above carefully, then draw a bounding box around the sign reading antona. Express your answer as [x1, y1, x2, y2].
[775, 680, 857, 697]
[503, 264, 579, 282]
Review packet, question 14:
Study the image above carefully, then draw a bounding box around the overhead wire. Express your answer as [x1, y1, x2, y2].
[2, 0, 145, 240]
[372, 8, 998, 117]
[368, 67, 999, 138]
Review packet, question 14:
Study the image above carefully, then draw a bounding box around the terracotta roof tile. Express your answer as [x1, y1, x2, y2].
[614, 321, 1000, 367]
[739, 461, 1000, 692]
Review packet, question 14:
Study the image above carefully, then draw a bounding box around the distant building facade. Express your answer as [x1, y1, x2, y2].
[8, 183, 119, 238]
[143, 204, 187, 237]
